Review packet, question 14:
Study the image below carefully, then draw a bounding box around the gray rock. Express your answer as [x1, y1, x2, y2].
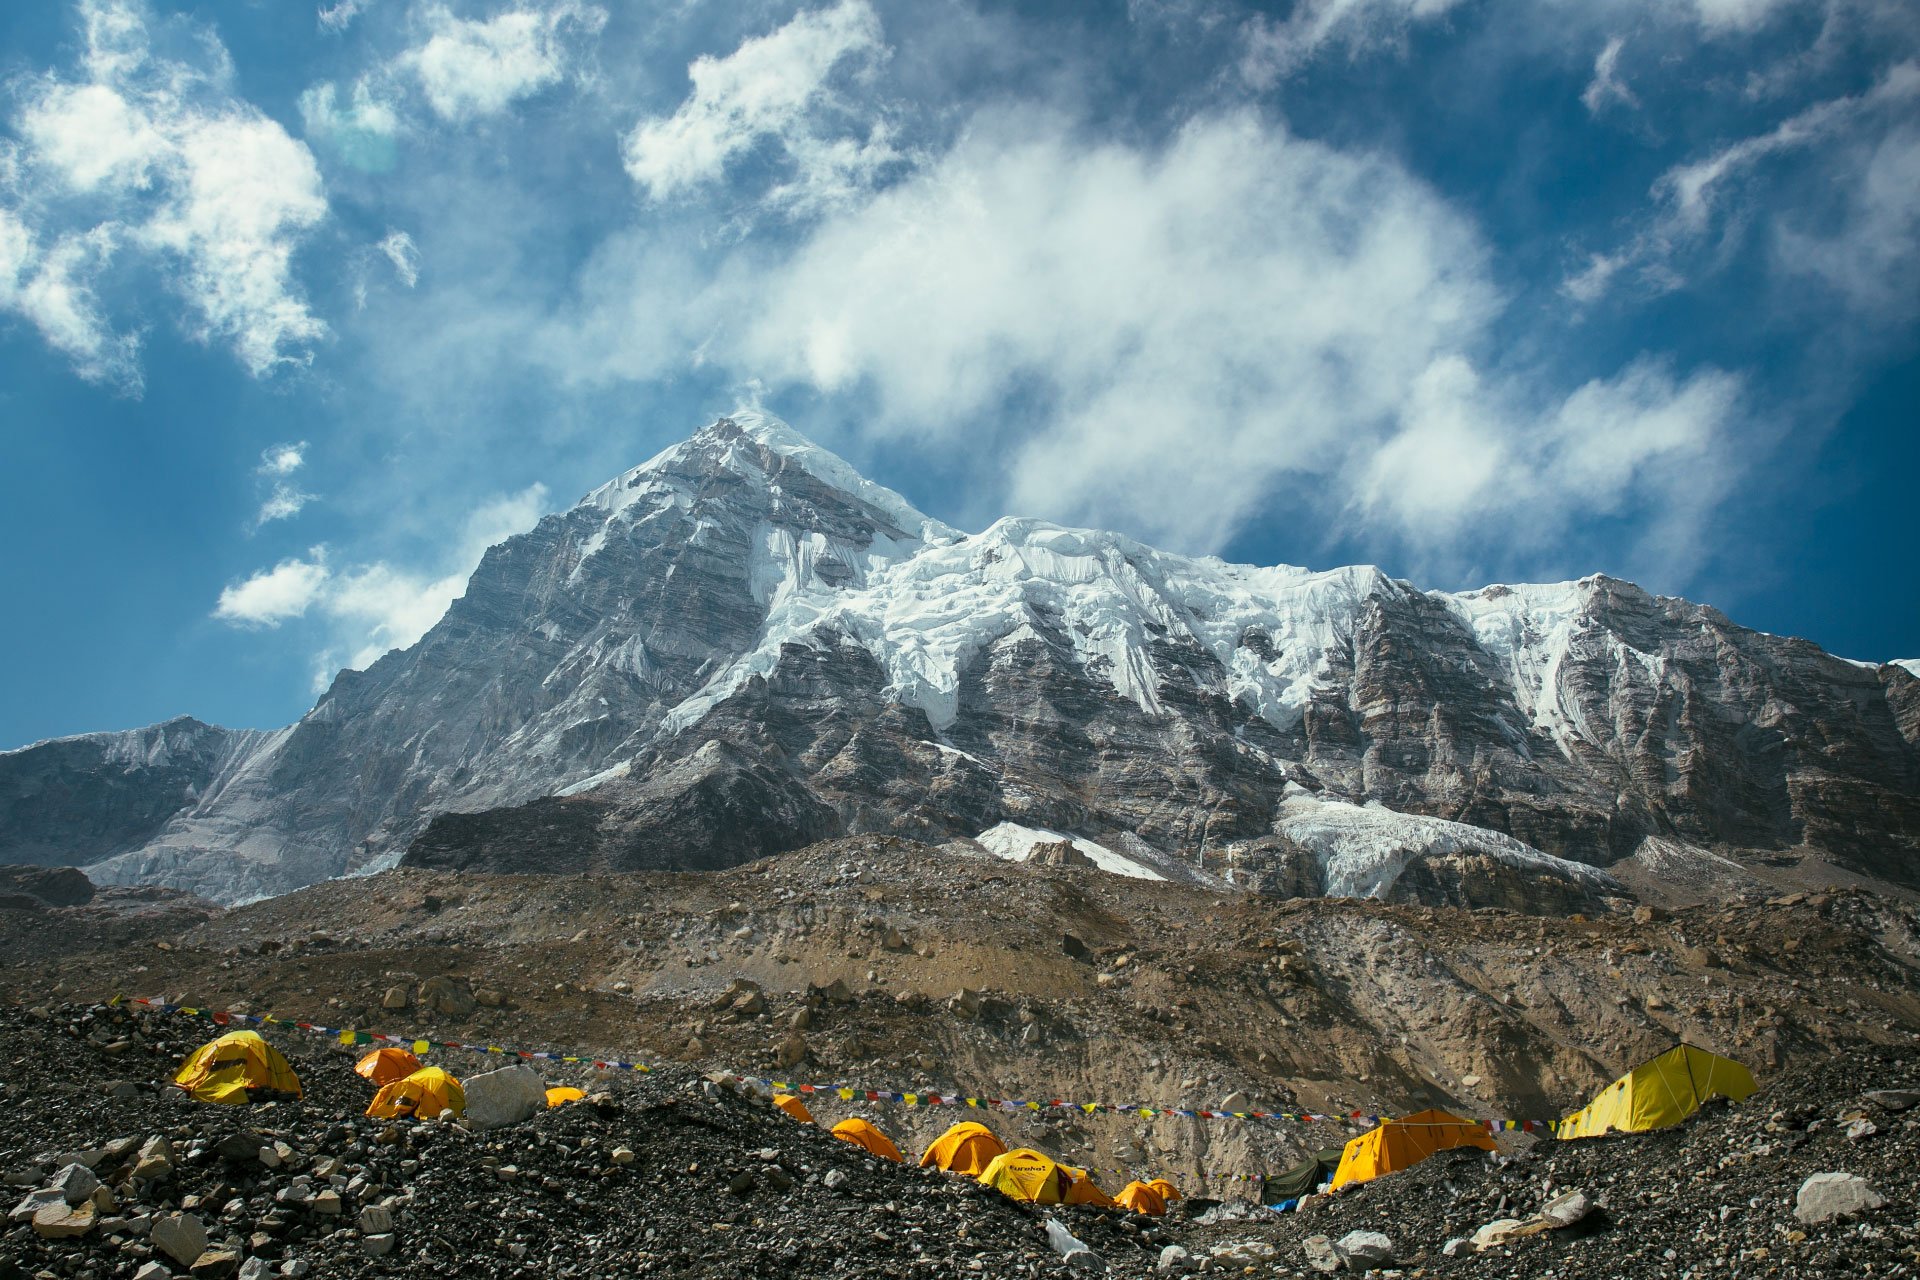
[1539, 1190, 1591, 1227]
[1795, 1172, 1886, 1224]
[1863, 1090, 1920, 1112]
[1301, 1234, 1340, 1272]
[135, 1264, 173, 1280]
[151, 1213, 208, 1268]
[1442, 1238, 1473, 1257]
[189, 1249, 240, 1279]
[237, 1260, 271, 1280]
[32, 1199, 96, 1238]
[1155, 1244, 1197, 1274]
[1334, 1230, 1394, 1268]
[461, 1064, 548, 1130]
[363, 1233, 396, 1257]
[11, 1187, 64, 1224]
[823, 1168, 851, 1191]
[51, 1161, 100, 1205]
[358, 1204, 394, 1234]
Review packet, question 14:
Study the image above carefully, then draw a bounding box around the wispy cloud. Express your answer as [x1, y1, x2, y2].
[622, 0, 898, 214]
[378, 229, 419, 287]
[1567, 60, 1920, 306]
[214, 485, 550, 684]
[318, 0, 374, 34]
[253, 441, 314, 526]
[4, 0, 329, 383]
[1582, 36, 1639, 115]
[1239, 0, 1468, 88]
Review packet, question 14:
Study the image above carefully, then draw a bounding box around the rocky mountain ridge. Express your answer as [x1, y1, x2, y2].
[2, 413, 1915, 906]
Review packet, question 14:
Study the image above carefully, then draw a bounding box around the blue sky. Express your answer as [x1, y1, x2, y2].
[1, 0, 1915, 747]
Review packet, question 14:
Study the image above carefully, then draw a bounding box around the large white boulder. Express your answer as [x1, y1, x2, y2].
[461, 1065, 548, 1131]
[1794, 1172, 1885, 1225]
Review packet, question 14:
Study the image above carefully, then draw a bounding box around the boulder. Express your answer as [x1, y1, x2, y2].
[1863, 1090, 1920, 1112]
[189, 1249, 240, 1279]
[417, 976, 476, 1018]
[1155, 1244, 1197, 1274]
[774, 1034, 809, 1069]
[1335, 1231, 1394, 1268]
[381, 986, 410, 1011]
[50, 1162, 100, 1205]
[1301, 1234, 1340, 1272]
[948, 988, 982, 1018]
[152, 1212, 209, 1267]
[0, 864, 95, 907]
[1471, 1218, 1527, 1249]
[1540, 1190, 1592, 1228]
[462, 1065, 548, 1130]
[32, 1200, 96, 1239]
[1794, 1172, 1885, 1224]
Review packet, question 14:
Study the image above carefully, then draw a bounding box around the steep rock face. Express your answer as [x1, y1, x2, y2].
[1, 412, 1914, 905]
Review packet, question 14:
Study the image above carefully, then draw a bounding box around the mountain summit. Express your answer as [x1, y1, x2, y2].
[4, 414, 1916, 905]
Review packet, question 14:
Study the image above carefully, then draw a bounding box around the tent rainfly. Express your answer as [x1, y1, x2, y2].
[977, 1149, 1069, 1204]
[1114, 1181, 1168, 1216]
[173, 1031, 303, 1106]
[831, 1117, 904, 1163]
[1060, 1166, 1116, 1207]
[1557, 1045, 1757, 1140]
[1145, 1178, 1181, 1203]
[774, 1094, 815, 1124]
[366, 1067, 465, 1121]
[1331, 1109, 1498, 1190]
[919, 1122, 1006, 1176]
[1264, 1147, 1346, 1200]
[354, 1047, 422, 1088]
[545, 1087, 586, 1108]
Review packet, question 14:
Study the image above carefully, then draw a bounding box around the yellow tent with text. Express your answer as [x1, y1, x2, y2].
[1557, 1045, 1756, 1140]
[1331, 1109, 1497, 1190]
[977, 1148, 1068, 1204]
[174, 1031, 303, 1105]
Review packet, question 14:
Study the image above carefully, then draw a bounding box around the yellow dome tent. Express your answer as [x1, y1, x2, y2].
[354, 1047, 422, 1088]
[1145, 1177, 1181, 1203]
[1331, 1109, 1498, 1190]
[774, 1094, 815, 1124]
[1558, 1044, 1757, 1141]
[173, 1031, 303, 1106]
[977, 1148, 1068, 1204]
[545, 1087, 586, 1108]
[366, 1066, 465, 1120]
[919, 1121, 1006, 1176]
[1060, 1166, 1117, 1207]
[1115, 1180, 1168, 1216]
[831, 1117, 904, 1162]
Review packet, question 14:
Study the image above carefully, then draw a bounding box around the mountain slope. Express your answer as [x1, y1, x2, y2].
[2, 413, 1915, 904]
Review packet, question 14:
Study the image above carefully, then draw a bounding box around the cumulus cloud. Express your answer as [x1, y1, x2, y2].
[252, 442, 313, 526]
[5, 0, 329, 382]
[215, 485, 550, 681]
[213, 550, 332, 626]
[259, 441, 307, 476]
[402, 2, 607, 122]
[1567, 60, 1920, 307]
[657, 108, 1743, 565]
[1581, 37, 1639, 115]
[1239, 0, 1468, 87]
[622, 0, 897, 213]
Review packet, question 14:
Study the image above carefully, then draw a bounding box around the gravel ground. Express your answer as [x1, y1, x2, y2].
[4, 1000, 1917, 1278]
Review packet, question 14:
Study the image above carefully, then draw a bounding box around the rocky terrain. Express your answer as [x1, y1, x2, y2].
[1, 413, 1914, 907]
[2, 996, 1913, 1279]
[4, 838, 1916, 1199]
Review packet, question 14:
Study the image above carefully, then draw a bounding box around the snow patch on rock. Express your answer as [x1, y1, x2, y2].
[975, 822, 1165, 881]
[1273, 786, 1619, 899]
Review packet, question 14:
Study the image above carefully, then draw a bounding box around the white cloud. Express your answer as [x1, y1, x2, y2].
[217, 485, 550, 676]
[1567, 60, 1920, 306]
[654, 108, 1741, 565]
[213, 551, 332, 626]
[1777, 122, 1920, 319]
[318, 0, 374, 33]
[378, 229, 419, 287]
[403, 2, 607, 122]
[622, 0, 894, 210]
[297, 79, 402, 173]
[1581, 37, 1639, 115]
[259, 441, 307, 476]
[5, 0, 330, 381]
[1239, 0, 1467, 87]
[1690, 0, 1800, 35]
[0, 210, 141, 387]
[256, 484, 316, 525]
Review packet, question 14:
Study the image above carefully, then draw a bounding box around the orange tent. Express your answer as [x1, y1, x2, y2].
[1115, 1181, 1168, 1215]
[1331, 1109, 1498, 1190]
[774, 1094, 815, 1124]
[354, 1047, 422, 1088]
[1146, 1178, 1181, 1203]
[831, 1117, 904, 1162]
[919, 1122, 1006, 1176]
[545, 1087, 586, 1108]
[1061, 1167, 1117, 1207]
